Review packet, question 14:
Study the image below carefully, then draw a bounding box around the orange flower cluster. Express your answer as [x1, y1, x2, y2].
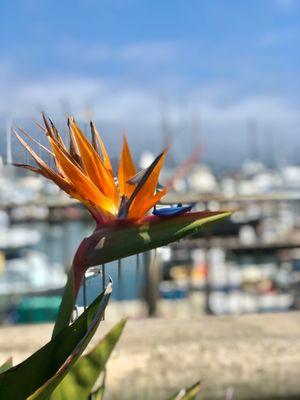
[15, 115, 167, 225]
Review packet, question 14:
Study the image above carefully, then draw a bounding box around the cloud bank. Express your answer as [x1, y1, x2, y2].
[0, 37, 299, 167]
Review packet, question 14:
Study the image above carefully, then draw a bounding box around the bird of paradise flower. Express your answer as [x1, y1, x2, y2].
[15, 114, 231, 335]
[15, 116, 166, 224]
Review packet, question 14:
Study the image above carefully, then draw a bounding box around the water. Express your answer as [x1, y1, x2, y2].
[26, 220, 146, 302]
[77, 256, 145, 305]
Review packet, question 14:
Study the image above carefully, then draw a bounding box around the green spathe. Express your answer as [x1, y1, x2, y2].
[85, 211, 231, 268]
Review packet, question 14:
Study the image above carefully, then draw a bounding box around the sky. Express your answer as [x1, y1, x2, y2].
[0, 0, 299, 167]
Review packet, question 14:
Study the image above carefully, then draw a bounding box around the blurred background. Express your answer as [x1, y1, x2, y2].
[0, 0, 300, 364]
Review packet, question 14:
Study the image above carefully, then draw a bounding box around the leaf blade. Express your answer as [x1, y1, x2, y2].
[51, 269, 75, 338]
[0, 358, 13, 374]
[168, 381, 201, 400]
[0, 284, 112, 400]
[50, 319, 126, 400]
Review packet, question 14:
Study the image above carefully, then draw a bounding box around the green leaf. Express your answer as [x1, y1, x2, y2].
[0, 283, 112, 400]
[168, 381, 201, 400]
[0, 358, 13, 374]
[52, 269, 75, 338]
[86, 211, 231, 268]
[50, 319, 126, 400]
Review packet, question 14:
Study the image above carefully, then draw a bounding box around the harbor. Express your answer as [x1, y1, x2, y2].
[1, 2, 299, 399]
[1, 157, 300, 323]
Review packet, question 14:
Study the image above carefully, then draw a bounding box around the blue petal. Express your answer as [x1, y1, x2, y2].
[153, 204, 194, 217]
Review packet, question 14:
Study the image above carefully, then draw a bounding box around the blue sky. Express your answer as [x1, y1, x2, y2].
[0, 0, 299, 165]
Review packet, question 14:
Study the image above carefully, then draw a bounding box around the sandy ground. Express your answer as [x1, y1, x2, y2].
[1, 311, 300, 399]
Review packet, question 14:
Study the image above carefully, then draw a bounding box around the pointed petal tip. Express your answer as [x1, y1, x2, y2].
[122, 130, 128, 143]
[41, 111, 50, 124]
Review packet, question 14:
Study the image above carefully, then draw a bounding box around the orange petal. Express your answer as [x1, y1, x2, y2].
[40, 115, 70, 177]
[15, 132, 73, 195]
[69, 119, 119, 206]
[90, 122, 114, 176]
[118, 134, 137, 198]
[128, 188, 167, 219]
[15, 135, 97, 208]
[67, 119, 85, 170]
[49, 137, 117, 216]
[15, 140, 87, 206]
[15, 128, 54, 158]
[128, 149, 166, 215]
[42, 113, 66, 150]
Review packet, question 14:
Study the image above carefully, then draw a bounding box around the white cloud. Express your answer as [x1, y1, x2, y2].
[58, 40, 178, 68]
[1, 58, 299, 164]
[1, 73, 298, 140]
[2, 73, 297, 127]
[119, 41, 177, 65]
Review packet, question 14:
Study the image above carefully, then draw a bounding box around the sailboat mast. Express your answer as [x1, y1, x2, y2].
[6, 118, 12, 165]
